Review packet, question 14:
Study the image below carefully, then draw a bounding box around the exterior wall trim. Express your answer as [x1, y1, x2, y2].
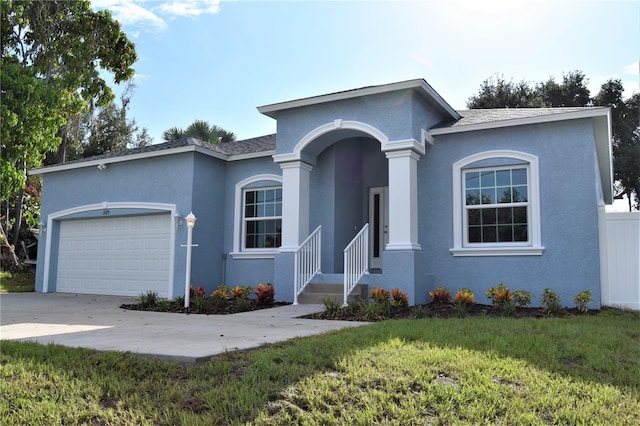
[451, 150, 544, 256]
[42, 202, 177, 295]
[273, 120, 390, 163]
[230, 174, 283, 258]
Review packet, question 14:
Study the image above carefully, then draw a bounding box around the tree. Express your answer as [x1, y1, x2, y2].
[594, 81, 640, 210]
[162, 120, 236, 144]
[1, 0, 137, 252]
[467, 70, 590, 108]
[81, 83, 152, 158]
[467, 71, 639, 211]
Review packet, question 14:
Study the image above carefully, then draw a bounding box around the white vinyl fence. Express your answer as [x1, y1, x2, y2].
[600, 211, 640, 310]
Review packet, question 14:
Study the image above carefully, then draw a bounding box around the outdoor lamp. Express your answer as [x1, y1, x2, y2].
[185, 212, 197, 229]
[183, 212, 198, 308]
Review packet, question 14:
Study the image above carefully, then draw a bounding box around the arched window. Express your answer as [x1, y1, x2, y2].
[231, 174, 282, 259]
[450, 150, 544, 256]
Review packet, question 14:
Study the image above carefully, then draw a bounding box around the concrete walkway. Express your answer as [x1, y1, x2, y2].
[0, 293, 366, 363]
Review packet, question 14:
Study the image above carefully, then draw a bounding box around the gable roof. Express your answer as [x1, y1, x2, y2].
[430, 107, 609, 134]
[258, 79, 461, 122]
[429, 106, 613, 204]
[30, 134, 277, 175]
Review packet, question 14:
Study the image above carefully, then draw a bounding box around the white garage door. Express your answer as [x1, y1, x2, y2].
[57, 214, 171, 297]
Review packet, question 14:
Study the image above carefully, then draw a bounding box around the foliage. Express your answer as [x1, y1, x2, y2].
[542, 288, 563, 315]
[234, 298, 252, 313]
[74, 83, 152, 160]
[210, 284, 229, 300]
[1, 0, 138, 250]
[429, 287, 452, 304]
[322, 297, 342, 318]
[0, 271, 35, 292]
[231, 285, 253, 300]
[370, 286, 390, 302]
[358, 299, 385, 321]
[467, 71, 639, 210]
[2, 310, 639, 425]
[189, 285, 205, 298]
[573, 290, 593, 313]
[391, 288, 409, 307]
[253, 283, 275, 305]
[193, 295, 209, 314]
[486, 282, 514, 307]
[138, 291, 159, 308]
[454, 288, 476, 306]
[512, 290, 534, 308]
[162, 119, 236, 144]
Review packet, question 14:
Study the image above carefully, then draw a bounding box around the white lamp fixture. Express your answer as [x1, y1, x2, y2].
[97, 163, 107, 170]
[183, 212, 198, 308]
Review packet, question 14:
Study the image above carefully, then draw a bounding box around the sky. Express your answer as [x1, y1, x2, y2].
[91, 0, 640, 144]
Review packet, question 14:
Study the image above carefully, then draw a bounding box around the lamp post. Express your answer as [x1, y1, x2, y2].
[183, 212, 197, 308]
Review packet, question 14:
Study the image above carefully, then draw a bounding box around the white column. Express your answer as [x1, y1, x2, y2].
[279, 161, 313, 252]
[385, 149, 421, 251]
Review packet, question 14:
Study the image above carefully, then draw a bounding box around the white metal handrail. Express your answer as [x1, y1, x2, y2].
[293, 225, 322, 305]
[344, 223, 369, 306]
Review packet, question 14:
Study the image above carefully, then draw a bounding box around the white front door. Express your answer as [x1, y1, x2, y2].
[369, 187, 389, 270]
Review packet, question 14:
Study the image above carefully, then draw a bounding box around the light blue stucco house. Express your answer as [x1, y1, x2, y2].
[32, 79, 613, 307]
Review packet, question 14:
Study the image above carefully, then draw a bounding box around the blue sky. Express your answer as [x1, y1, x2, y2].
[92, 0, 640, 143]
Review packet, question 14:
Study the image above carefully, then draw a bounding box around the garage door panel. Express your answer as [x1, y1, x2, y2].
[57, 214, 171, 297]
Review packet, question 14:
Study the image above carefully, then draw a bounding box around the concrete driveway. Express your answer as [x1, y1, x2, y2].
[0, 293, 366, 363]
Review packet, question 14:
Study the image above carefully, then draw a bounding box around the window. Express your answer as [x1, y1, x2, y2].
[464, 167, 529, 244]
[231, 174, 283, 259]
[243, 187, 282, 249]
[451, 150, 543, 256]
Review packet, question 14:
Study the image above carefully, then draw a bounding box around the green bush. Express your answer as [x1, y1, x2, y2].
[573, 290, 593, 313]
[542, 288, 562, 315]
[139, 291, 159, 308]
[322, 297, 342, 318]
[512, 290, 534, 308]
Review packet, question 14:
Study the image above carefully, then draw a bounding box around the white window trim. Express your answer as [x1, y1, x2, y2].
[230, 174, 282, 259]
[450, 150, 544, 257]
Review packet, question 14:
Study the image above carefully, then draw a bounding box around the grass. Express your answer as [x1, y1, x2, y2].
[1, 309, 639, 425]
[0, 271, 35, 293]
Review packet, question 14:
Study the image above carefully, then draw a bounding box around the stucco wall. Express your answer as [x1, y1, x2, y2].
[418, 119, 602, 307]
[35, 153, 198, 297]
[221, 156, 282, 291]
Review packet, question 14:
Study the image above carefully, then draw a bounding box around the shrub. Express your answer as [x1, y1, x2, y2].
[391, 288, 409, 307]
[193, 295, 209, 314]
[322, 297, 342, 318]
[359, 299, 383, 321]
[503, 300, 516, 316]
[542, 288, 562, 315]
[412, 305, 428, 319]
[231, 285, 252, 300]
[157, 300, 171, 311]
[174, 296, 185, 307]
[189, 285, 205, 298]
[211, 284, 229, 300]
[139, 290, 159, 308]
[254, 283, 275, 305]
[512, 290, 534, 308]
[486, 282, 513, 306]
[429, 287, 452, 304]
[454, 288, 475, 306]
[370, 286, 390, 302]
[234, 298, 252, 313]
[573, 290, 592, 313]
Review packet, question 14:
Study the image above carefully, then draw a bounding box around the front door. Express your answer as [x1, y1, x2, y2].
[369, 187, 389, 271]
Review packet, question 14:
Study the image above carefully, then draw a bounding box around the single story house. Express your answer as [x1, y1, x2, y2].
[32, 79, 613, 307]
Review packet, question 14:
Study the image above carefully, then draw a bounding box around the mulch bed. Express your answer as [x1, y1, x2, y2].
[121, 299, 599, 321]
[302, 302, 600, 322]
[120, 299, 290, 315]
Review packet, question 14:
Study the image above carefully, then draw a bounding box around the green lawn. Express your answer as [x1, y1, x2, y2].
[1, 309, 639, 425]
[0, 271, 35, 293]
